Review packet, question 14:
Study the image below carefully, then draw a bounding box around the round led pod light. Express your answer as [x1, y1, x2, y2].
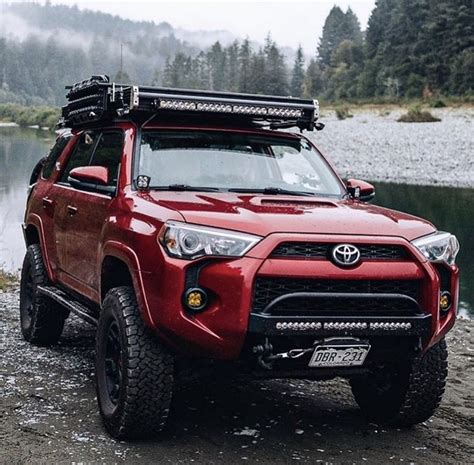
[183, 287, 208, 312]
[439, 291, 452, 313]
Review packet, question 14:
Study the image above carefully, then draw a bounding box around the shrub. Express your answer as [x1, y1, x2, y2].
[0, 269, 17, 290]
[0, 103, 59, 130]
[430, 99, 447, 108]
[335, 105, 353, 120]
[397, 106, 441, 123]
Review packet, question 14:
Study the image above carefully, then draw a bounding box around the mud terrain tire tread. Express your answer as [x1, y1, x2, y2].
[20, 244, 66, 345]
[351, 339, 448, 426]
[96, 286, 174, 439]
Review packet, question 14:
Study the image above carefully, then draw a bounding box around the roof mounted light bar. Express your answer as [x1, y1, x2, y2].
[61, 75, 321, 131]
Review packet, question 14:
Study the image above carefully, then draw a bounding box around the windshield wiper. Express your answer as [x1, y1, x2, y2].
[228, 187, 316, 196]
[152, 184, 221, 192]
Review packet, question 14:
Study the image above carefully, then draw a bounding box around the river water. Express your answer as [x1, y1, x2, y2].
[0, 126, 472, 318]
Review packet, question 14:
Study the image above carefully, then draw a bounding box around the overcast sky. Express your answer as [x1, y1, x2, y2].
[3, 0, 375, 54]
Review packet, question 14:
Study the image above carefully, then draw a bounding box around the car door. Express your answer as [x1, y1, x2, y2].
[33, 134, 73, 277]
[59, 130, 124, 297]
[52, 130, 101, 287]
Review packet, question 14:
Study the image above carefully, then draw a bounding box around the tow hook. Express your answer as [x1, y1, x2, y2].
[252, 338, 315, 370]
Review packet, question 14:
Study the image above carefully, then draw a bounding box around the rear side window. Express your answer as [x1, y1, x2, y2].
[60, 132, 100, 183]
[42, 136, 71, 179]
[89, 132, 124, 186]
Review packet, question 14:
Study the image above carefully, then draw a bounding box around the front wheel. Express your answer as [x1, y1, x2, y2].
[95, 286, 174, 439]
[350, 339, 448, 426]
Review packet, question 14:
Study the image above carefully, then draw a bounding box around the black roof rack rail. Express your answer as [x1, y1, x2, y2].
[60, 75, 322, 131]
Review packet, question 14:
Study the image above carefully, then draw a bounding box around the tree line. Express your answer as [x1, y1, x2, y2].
[162, 1, 473, 99]
[0, 0, 472, 105]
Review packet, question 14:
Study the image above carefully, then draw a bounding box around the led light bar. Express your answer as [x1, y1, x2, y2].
[274, 321, 413, 331]
[325, 322, 368, 330]
[276, 322, 322, 331]
[158, 98, 304, 118]
[369, 322, 412, 330]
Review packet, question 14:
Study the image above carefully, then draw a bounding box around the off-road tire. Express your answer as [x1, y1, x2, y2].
[95, 286, 174, 439]
[350, 339, 448, 426]
[19, 244, 66, 345]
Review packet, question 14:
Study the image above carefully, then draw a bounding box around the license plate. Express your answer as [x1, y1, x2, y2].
[309, 344, 370, 368]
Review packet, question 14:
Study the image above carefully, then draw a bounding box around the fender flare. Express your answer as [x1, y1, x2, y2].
[100, 240, 155, 328]
[24, 214, 55, 282]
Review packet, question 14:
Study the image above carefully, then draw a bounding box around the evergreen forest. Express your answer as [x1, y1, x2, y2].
[0, 1, 472, 105]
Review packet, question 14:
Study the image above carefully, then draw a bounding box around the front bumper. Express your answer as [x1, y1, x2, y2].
[140, 233, 458, 359]
[249, 313, 432, 338]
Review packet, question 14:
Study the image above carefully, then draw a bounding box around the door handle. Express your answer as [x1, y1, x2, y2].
[42, 197, 53, 208]
[67, 205, 78, 216]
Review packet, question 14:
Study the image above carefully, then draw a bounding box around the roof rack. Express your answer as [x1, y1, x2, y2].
[60, 75, 322, 131]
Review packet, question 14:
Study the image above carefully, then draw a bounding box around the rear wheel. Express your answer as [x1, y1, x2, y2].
[350, 339, 448, 426]
[19, 244, 66, 345]
[95, 286, 174, 439]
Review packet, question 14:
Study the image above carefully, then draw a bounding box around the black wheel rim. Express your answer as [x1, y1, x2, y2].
[21, 267, 35, 328]
[104, 320, 122, 406]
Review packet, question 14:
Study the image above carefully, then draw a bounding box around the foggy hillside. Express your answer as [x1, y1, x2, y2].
[1, 2, 237, 49]
[0, 2, 240, 104]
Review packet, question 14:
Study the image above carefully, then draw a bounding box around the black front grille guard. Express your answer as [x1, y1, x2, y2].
[248, 291, 431, 337]
[258, 291, 421, 315]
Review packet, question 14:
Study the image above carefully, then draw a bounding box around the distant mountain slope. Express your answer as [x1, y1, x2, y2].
[2, 2, 236, 49]
[0, 2, 239, 104]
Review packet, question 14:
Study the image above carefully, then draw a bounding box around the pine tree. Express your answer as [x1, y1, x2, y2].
[208, 41, 227, 91]
[317, 6, 347, 66]
[303, 59, 323, 98]
[263, 37, 289, 95]
[238, 38, 252, 93]
[227, 41, 240, 92]
[290, 45, 305, 97]
[248, 49, 266, 94]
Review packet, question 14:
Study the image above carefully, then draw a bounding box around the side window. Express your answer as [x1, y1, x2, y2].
[89, 131, 124, 186]
[42, 136, 71, 179]
[59, 131, 99, 183]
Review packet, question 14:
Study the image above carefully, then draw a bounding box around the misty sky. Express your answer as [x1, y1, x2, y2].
[2, 0, 376, 53]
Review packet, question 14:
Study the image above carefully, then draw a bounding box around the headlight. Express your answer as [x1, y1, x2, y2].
[412, 231, 460, 265]
[159, 221, 261, 259]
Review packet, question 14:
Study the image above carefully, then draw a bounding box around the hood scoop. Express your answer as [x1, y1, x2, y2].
[259, 198, 337, 209]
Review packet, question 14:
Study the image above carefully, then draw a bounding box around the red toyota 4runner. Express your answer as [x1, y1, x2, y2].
[21, 76, 460, 439]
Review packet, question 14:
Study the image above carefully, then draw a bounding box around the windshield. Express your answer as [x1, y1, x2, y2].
[138, 130, 343, 196]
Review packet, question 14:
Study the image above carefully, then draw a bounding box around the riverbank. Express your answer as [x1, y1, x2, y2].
[0, 104, 59, 131]
[307, 106, 474, 189]
[0, 284, 473, 464]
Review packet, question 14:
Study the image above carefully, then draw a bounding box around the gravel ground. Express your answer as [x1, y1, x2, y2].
[1, 286, 473, 464]
[307, 107, 474, 188]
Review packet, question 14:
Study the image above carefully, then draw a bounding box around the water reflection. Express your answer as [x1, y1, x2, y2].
[374, 182, 473, 319]
[0, 127, 52, 270]
[0, 127, 472, 318]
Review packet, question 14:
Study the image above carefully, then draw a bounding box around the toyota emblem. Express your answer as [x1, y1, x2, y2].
[331, 244, 361, 266]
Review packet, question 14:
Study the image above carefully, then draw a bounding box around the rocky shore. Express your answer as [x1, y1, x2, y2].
[307, 107, 474, 189]
[1, 285, 473, 464]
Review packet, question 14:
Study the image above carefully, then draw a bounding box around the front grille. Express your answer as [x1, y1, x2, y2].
[271, 242, 407, 260]
[252, 277, 421, 316]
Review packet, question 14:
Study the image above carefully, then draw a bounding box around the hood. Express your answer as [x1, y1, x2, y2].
[139, 191, 436, 241]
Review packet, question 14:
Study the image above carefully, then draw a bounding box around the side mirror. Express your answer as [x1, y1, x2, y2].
[346, 178, 375, 202]
[68, 166, 115, 195]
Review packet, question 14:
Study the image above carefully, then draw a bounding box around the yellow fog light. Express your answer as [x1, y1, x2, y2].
[439, 291, 452, 312]
[183, 288, 208, 312]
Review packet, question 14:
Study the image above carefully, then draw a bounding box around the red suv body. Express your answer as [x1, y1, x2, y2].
[24, 121, 458, 357]
[20, 78, 460, 439]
